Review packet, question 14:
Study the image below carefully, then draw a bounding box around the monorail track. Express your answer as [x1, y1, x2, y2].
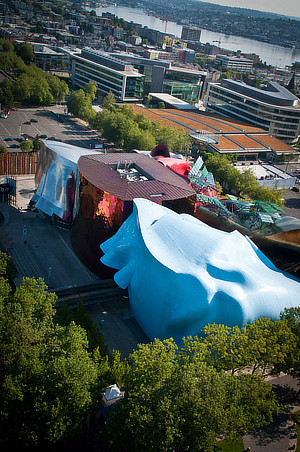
[50, 279, 127, 309]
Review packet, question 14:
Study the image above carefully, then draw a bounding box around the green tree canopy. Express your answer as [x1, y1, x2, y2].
[102, 90, 116, 110]
[104, 338, 279, 452]
[204, 152, 284, 206]
[84, 81, 97, 101]
[67, 89, 95, 122]
[0, 277, 98, 446]
[20, 140, 33, 152]
[0, 251, 17, 282]
[15, 41, 34, 65]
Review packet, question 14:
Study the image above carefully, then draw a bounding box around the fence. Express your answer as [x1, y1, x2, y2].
[0, 152, 39, 175]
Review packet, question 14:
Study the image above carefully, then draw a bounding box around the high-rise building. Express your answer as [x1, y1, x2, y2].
[181, 26, 201, 42]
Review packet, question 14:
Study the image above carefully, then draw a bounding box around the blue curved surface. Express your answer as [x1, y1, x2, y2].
[100, 198, 300, 344]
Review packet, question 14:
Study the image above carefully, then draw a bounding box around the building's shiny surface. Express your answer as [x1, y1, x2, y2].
[71, 153, 196, 277]
[30, 141, 100, 227]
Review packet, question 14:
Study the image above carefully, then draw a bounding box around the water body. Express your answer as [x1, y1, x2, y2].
[92, 4, 300, 67]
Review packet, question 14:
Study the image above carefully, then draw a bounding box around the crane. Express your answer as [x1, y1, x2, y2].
[212, 39, 221, 54]
[164, 15, 168, 35]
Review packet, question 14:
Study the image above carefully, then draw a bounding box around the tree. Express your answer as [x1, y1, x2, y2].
[0, 78, 15, 108]
[201, 318, 296, 377]
[0, 251, 17, 283]
[20, 140, 33, 152]
[55, 300, 108, 356]
[104, 338, 279, 451]
[102, 90, 116, 110]
[46, 74, 69, 103]
[67, 89, 95, 122]
[279, 307, 300, 377]
[0, 277, 98, 447]
[204, 153, 284, 206]
[32, 134, 41, 152]
[157, 101, 165, 109]
[15, 42, 34, 65]
[0, 145, 7, 154]
[84, 81, 97, 101]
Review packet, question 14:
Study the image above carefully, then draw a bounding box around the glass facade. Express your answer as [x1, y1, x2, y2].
[206, 85, 300, 141]
[162, 69, 203, 105]
[72, 56, 144, 101]
[162, 80, 201, 104]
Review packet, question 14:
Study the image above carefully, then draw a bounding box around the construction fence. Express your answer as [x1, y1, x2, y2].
[0, 152, 39, 175]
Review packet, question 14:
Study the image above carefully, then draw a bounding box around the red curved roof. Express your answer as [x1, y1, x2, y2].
[78, 153, 195, 202]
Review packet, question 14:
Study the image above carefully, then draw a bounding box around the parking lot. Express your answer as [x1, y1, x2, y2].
[0, 105, 102, 150]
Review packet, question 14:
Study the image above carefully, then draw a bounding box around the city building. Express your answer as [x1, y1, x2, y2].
[109, 52, 206, 105]
[204, 79, 300, 143]
[70, 48, 145, 101]
[215, 54, 253, 72]
[29, 42, 69, 69]
[181, 26, 201, 42]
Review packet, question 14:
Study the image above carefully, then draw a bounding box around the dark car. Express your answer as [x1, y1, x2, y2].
[40, 134, 47, 139]
[24, 121, 31, 125]
[48, 137, 55, 140]
[10, 144, 19, 148]
[30, 119, 38, 123]
[4, 137, 13, 141]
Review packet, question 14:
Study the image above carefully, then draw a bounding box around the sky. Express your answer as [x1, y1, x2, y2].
[197, 0, 300, 18]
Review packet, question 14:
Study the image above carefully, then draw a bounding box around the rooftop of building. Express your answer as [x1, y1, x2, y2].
[216, 54, 253, 63]
[131, 106, 294, 155]
[235, 162, 295, 181]
[78, 152, 196, 202]
[42, 140, 100, 163]
[73, 49, 144, 77]
[149, 93, 199, 111]
[213, 79, 300, 108]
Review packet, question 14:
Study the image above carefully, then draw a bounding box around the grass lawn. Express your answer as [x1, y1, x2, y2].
[214, 436, 245, 451]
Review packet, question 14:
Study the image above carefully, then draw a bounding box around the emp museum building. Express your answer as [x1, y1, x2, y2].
[30, 141, 196, 278]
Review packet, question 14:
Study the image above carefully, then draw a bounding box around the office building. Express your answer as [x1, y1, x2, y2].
[181, 26, 201, 42]
[110, 52, 206, 104]
[70, 48, 144, 101]
[204, 79, 300, 143]
[215, 54, 253, 72]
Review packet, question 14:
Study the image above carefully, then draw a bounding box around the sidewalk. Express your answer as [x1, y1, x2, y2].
[243, 374, 299, 451]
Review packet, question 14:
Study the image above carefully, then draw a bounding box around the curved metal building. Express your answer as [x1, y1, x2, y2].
[71, 153, 196, 278]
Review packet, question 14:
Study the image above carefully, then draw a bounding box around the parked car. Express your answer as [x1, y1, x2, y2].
[10, 144, 19, 148]
[40, 134, 47, 139]
[24, 121, 31, 125]
[30, 119, 38, 123]
[4, 137, 13, 141]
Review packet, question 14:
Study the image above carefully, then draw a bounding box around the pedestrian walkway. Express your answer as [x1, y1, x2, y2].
[0, 200, 100, 289]
[242, 375, 299, 451]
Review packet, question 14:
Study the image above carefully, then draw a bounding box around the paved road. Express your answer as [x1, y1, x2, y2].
[0, 193, 149, 357]
[0, 106, 102, 150]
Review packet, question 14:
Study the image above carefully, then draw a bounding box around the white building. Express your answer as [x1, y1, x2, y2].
[205, 79, 300, 143]
[215, 54, 253, 72]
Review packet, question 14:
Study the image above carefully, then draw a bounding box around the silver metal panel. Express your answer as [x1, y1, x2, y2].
[32, 141, 100, 223]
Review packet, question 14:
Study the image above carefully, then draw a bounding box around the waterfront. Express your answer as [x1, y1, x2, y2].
[92, 4, 300, 67]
